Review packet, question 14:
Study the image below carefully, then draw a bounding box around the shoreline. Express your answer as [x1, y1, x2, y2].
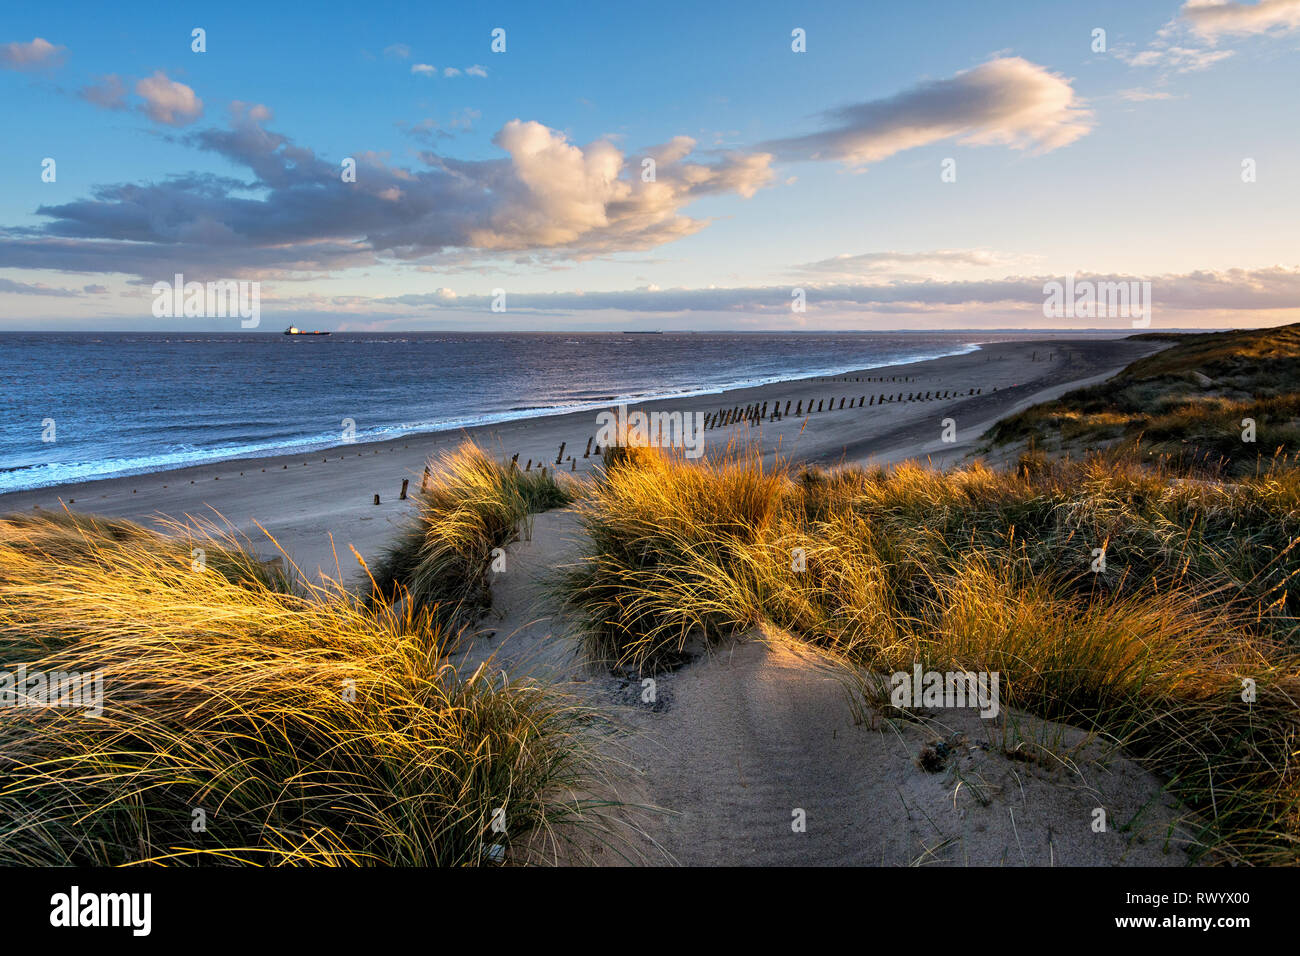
[3, 340, 989, 494]
[1, 335, 1164, 581]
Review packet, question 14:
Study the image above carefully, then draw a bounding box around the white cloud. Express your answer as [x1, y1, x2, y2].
[1117, 88, 1176, 102]
[761, 57, 1092, 167]
[1117, 44, 1235, 72]
[793, 249, 1022, 280]
[135, 71, 203, 126]
[383, 43, 411, 58]
[464, 120, 773, 252]
[1181, 0, 1300, 38]
[0, 37, 66, 71]
[411, 62, 486, 78]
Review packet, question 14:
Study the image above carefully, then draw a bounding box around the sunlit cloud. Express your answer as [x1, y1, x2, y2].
[761, 57, 1092, 167]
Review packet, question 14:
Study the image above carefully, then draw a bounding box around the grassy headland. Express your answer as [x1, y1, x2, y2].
[987, 323, 1300, 474]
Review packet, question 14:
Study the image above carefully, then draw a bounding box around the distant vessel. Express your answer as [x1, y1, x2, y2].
[622, 330, 663, 334]
[284, 325, 330, 336]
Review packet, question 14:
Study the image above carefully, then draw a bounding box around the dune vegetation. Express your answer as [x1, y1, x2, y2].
[560, 443, 1300, 864]
[0, 508, 603, 866]
[367, 442, 572, 628]
[988, 323, 1300, 474]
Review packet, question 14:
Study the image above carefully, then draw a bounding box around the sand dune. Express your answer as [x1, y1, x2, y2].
[480, 511, 1194, 866]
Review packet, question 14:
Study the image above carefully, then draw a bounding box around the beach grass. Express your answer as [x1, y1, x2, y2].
[0, 510, 604, 866]
[559, 443, 1300, 864]
[366, 442, 572, 628]
[988, 323, 1300, 474]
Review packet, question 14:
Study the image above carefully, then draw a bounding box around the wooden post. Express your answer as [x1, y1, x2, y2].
[421, 466, 431, 491]
[399, 478, 409, 500]
[510, 453, 519, 470]
[373, 494, 380, 506]
[584, 437, 593, 458]
[555, 442, 565, 465]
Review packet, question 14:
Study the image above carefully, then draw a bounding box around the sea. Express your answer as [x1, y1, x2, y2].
[0, 330, 1043, 492]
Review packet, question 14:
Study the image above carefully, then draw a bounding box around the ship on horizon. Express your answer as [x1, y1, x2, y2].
[284, 325, 331, 336]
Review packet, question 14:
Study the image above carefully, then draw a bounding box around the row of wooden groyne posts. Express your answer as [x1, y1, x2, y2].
[429, 378, 987, 482]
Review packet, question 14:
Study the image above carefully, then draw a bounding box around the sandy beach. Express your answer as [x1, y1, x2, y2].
[1, 336, 1159, 582]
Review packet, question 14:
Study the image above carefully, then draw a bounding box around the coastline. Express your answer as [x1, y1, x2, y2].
[0, 335, 1163, 581]
[2, 337, 989, 494]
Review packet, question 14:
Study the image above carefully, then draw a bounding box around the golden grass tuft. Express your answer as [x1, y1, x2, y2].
[0, 509, 604, 866]
[367, 442, 572, 629]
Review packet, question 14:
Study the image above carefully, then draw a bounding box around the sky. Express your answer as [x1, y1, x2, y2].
[1, 0, 1298, 331]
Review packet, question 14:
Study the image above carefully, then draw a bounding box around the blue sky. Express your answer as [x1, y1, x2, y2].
[2, 0, 1298, 330]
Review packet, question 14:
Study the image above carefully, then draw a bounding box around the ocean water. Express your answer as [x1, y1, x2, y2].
[0, 331, 1021, 492]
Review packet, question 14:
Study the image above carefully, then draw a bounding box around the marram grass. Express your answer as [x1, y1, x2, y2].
[560, 444, 1300, 864]
[0, 510, 607, 866]
[367, 442, 572, 629]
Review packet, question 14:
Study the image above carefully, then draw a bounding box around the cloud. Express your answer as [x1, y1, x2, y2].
[1116, 44, 1235, 72]
[370, 266, 1300, 315]
[412, 62, 487, 78]
[383, 43, 411, 58]
[135, 71, 203, 126]
[0, 37, 66, 71]
[1117, 88, 1176, 102]
[760, 57, 1091, 167]
[0, 110, 772, 279]
[793, 249, 1020, 280]
[0, 277, 81, 296]
[1181, 0, 1300, 38]
[78, 74, 129, 110]
[1117, 2, 1299, 78]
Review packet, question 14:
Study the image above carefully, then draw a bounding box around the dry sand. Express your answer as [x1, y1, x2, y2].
[4, 334, 1195, 866]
